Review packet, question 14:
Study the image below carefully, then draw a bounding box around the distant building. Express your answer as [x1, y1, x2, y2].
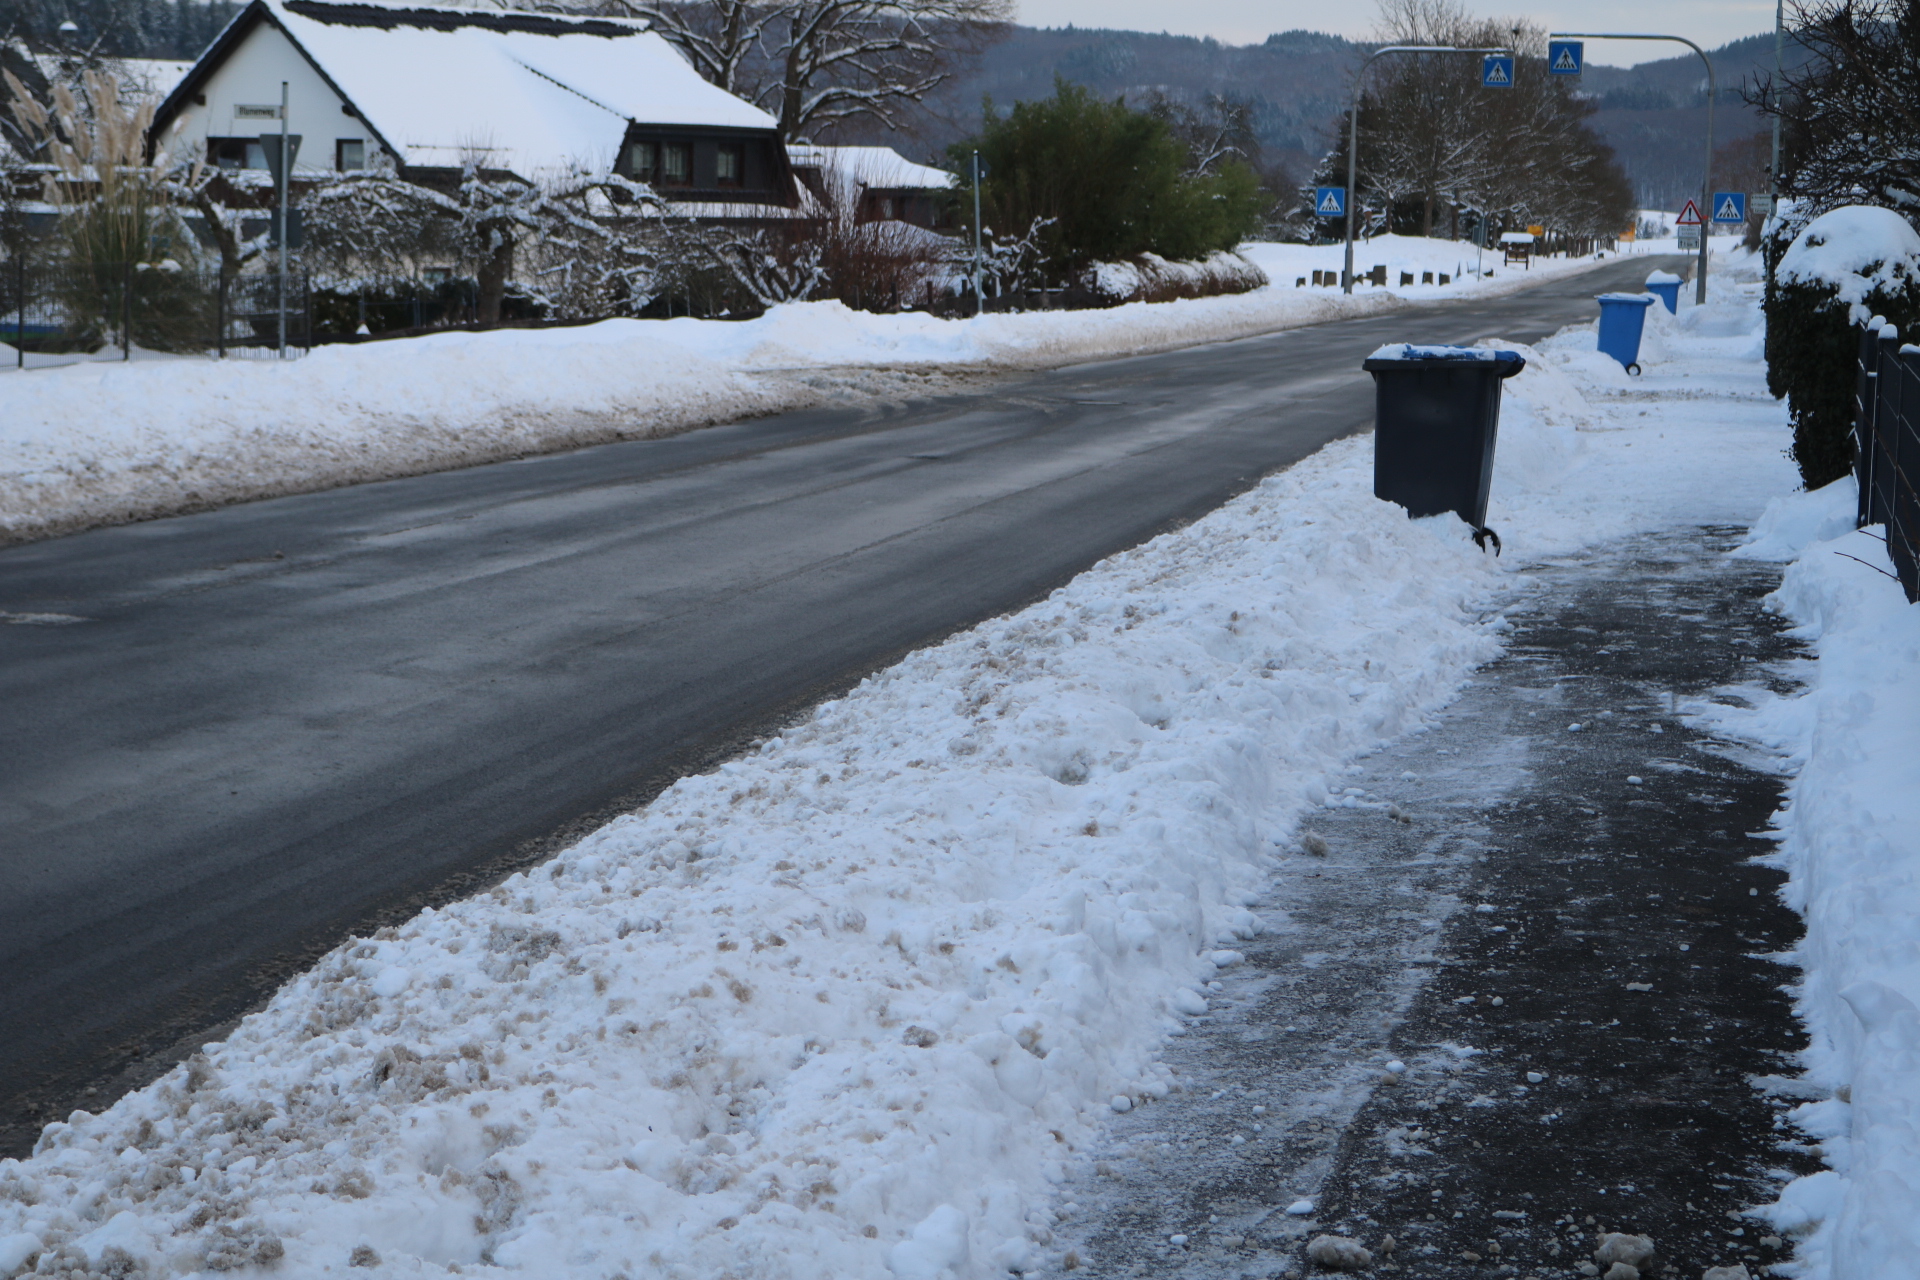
[150, 0, 805, 218]
[788, 144, 956, 230]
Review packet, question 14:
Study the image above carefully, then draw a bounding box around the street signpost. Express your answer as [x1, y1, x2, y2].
[1676, 196, 1705, 270]
[1482, 54, 1514, 87]
[1315, 187, 1346, 218]
[1548, 40, 1584, 74]
[1751, 193, 1775, 219]
[1712, 192, 1747, 223]
[1552, 32, 1716, 304]
[259, 84, 297, 357]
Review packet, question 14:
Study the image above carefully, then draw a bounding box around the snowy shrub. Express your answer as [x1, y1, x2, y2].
[1764, 205, 1920, 487]
[1075, 250, 1267, 307]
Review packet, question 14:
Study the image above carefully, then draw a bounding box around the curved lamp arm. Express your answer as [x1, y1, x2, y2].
[1553, 32, 1716, 304]
[1343, 44, 1512, 295]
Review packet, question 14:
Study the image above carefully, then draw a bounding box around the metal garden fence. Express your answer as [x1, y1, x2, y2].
[1855, 322, 1920, 602]
[0, 256, 314, 369]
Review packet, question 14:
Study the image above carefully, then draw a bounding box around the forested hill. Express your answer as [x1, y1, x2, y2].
[842, 24, 1796, 211]
[0, 0, 240, 61]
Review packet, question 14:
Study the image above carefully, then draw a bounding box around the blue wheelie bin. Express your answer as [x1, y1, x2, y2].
[1596, 293, 1656, 375]
[1644, 270, 1682, 314]
[1361, 344, 1527, 552]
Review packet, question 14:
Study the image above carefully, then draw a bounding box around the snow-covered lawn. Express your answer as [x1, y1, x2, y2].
[0, 256, 1829, 1280]
[0, 235, 1641, 548]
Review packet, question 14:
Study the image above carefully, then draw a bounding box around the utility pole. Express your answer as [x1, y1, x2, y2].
[970, 150, 983, 318]
[1343, 44, 1512, 295]
[277, 80, 289, 358]
[1552, 33, 1715, 305]
[1769, 0, 1784, 285]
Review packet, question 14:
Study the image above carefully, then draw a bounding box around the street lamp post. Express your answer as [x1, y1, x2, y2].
[1551, 33, 1715, 305]
[1343, 44, 1512, 296]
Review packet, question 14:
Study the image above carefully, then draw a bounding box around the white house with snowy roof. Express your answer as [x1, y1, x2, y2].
[150, 0, 803, 216]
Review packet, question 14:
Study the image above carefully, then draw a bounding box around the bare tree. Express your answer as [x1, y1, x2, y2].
[1748, 0, 1920, 228]
[602, 0, 776, 99]
[1326, 1, 1633, 242]
[589, 0, 1011, 141]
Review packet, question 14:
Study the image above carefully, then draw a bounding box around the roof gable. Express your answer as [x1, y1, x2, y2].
[155, 0, 778, 178]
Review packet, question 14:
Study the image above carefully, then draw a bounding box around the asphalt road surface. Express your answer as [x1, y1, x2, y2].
[0, 254, 1689, 1156]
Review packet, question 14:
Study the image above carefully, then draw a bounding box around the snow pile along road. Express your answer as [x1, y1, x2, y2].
[0, 444, 1515, 1279]
[0, 253, 1797, 1280]
[0, 235, 1618, 547]
[1705, 480, 1920, 1280]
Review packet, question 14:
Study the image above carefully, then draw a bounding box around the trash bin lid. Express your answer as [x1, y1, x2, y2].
[1596, 292, 1657, 306]
[1362, 344, 1527, 375]
[1644, 270, 1683, 285]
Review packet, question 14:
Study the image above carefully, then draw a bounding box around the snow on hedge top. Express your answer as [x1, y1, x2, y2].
[271, 0, 776, 174]
[1779, 205, 1920, 307]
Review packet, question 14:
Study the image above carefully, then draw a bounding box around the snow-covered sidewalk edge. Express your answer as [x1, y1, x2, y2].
[1703, 484, 1920, 1280]
[0, 242, 1623, 549]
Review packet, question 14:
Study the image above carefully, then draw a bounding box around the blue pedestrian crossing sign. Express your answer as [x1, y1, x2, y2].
[1314, 186, 1346, 217]
[1482, 55, 1515, 87]
[1548, 40, 1583, 74]
[1712, 192, 1747, 223]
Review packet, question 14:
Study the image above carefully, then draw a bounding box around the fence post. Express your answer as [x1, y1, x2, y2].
[121, 261, 132, 361]
[216, 268, 227, 360]
[1856, 323, 1880, 528]
[1894, 347, 1920, 602]
[14, 253, 23, 370]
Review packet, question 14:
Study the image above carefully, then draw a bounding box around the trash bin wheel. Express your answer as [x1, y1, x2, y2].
[1626, 362, 1642, 376]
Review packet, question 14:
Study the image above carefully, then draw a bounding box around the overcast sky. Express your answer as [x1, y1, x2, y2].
[1013, 0, 1778, 66]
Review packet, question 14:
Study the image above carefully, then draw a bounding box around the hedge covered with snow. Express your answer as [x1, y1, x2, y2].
[1764, 205, 1920, 487]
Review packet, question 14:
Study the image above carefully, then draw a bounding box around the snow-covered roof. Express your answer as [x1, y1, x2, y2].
[117, 58, 193, 98]
[788, 144, 954, 192]
[163, 0, 778, 176]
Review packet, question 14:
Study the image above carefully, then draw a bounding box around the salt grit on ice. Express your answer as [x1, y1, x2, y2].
[0, 255, 1794, 1280]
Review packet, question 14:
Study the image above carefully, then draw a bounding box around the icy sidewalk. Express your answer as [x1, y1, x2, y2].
[0, 236, 1627, 548]
[0, 256, 1795, 1280]
[1057, 525, 1818, 1280]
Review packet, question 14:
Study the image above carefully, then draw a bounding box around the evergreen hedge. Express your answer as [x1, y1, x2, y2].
[951, 80, 1268, 276]
[1763, 209, 1920, 489]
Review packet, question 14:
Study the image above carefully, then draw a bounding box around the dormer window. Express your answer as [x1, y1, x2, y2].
[627, 140, 656, 181]
[660, 142, 690, 186]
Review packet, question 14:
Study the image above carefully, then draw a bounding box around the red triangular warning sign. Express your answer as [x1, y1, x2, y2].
[1676, 199, 1704, 226]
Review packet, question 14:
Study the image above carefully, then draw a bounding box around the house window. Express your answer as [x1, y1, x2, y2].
[627, 141, 657, 182]
[660, 142, 690, 186]
[336, 139, 366, 171]
[208, 137, 267, 169]
[715, 143, 743, 187]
